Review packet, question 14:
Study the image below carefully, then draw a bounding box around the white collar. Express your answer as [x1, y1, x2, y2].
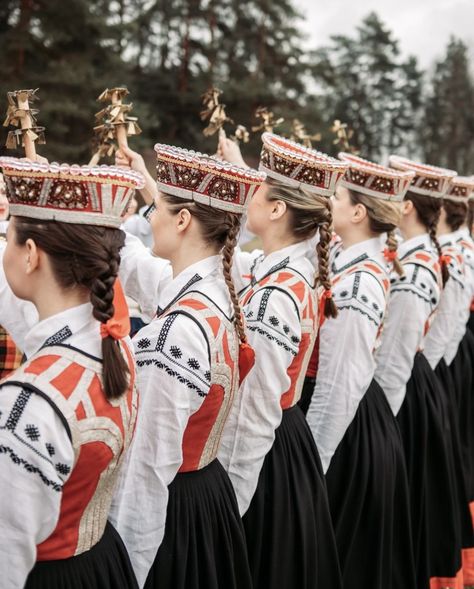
[332, 236, 384, 273]
[398, 233, 432, 258]
[252, 240, 310, 282]
[23, 302, 96, 359]
[157, 255, 221, 312]
[452, 227, 468, 241]
[438, 231, 459, 247]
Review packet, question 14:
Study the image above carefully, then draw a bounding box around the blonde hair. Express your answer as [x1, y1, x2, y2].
[348, 189, 404, 276]
[265, 178, 338, 318]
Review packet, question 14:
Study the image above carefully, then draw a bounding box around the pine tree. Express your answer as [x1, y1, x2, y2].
[421, 37, 474, 174]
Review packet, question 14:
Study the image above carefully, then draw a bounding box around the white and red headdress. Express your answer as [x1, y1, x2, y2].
[154, 143, 266, 214]
[444, 176, 474, 203]
[259, 132, 348, 197]
[388, 155, 456, 199]
[0, 157, 145, 227]
[339, 153, 414, 202]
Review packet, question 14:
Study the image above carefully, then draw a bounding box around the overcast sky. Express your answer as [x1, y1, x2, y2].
[297, 0, 474, 68]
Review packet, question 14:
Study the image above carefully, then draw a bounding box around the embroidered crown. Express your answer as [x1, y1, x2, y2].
[339, 153, 414, 202]
[259, 132, 348, 197]
[444, 176, 474, 203]
[154, 143, 266, 214]
[0, 157, 145, 228]
[388, 155, 456, 199]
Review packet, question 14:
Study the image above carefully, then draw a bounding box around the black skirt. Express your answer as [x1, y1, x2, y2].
[325, 378, 416, 589]
[243, 403, 342, 589]
[25, 521, 138, 589]
[468, 310, 474, 335]
[397, 352, 462, 586]
[145, 459, 252, 589]
[435, 359, 474, 550]
[449, 329, 474, 506]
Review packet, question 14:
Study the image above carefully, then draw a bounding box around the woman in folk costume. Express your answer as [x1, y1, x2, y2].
[305, 153, 417, 589]
[375, 155, 463, 589]
[218, 132, 347, 589]
[110, 143, 265, 589]
[0, 157, 143, 589]
[445, 177, 474, 522]
[419, 171, 474, 586]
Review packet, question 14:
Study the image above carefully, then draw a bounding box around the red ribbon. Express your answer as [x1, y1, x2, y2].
[383, 248, 398, 262]
[238, 341, 255, 386]
[440, 254, 451, 266]
[100, 279, 131, 340]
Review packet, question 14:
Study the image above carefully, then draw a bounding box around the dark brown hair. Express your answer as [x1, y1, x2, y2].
[443, 199, 468, 232]
[348, 189, 404, 276]
[265, 178, 338, 318]
[160, 194, 248, 344]
[404, 190, 449, 287]
[14, 217, 129, 400]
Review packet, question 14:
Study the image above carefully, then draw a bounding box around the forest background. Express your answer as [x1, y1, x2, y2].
[0, 0, 473, 174]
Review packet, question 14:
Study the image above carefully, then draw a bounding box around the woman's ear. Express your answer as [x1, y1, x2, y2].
[25, 238, 39, 274]
[269, 199, 287, 221]
[401, 199, 414, 216]
[352, 202, 367, 225]
[176, 208, 193, 233]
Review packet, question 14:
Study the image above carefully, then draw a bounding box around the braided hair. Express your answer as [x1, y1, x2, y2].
[13, 217, 129, 400]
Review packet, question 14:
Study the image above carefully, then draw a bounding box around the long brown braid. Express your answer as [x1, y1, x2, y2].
[405, 190, 449, 287]
[385, 230, 404, 276]
[316, 199, 338, 318]
[160, 194, 246, 344]
[13, 217, 130, 400]
[222, 215, 248, 343]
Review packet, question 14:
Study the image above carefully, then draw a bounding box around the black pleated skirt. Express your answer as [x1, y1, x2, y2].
[25, 521, 138, 589]
[145, 459, 252, 589]
[243, 403, 342, 589]
[325, 378, 416, 589]
[397, 352, 462, 586]
[435, 359, 474, 548]
[449, 329, 474, 507]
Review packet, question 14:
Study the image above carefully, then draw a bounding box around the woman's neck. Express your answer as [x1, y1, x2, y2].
[34, 288, 89, 322]
[339, 229, 378, 249]
[261, 233, 300, 257]
[400, 222, 427, 241]
[170, 243, 219, 278]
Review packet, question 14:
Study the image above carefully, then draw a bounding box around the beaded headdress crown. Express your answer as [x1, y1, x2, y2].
[388, 155, 456, 199]
[0, 157, 145, 227]
[155, 143, 266, 213]
[259, 132, 348, 197]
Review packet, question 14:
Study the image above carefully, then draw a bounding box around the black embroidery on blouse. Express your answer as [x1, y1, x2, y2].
[337, 304, 382, 326]
[155, 314, 180, 352]
[257, 289, 273, 321]
[5, 389, 31, 431]
[399, 244, 425, 260]
[136, 337, 151, 350]
[24, 424, 40, 442]
[0, 444, 62, 492]
[247, 325, 298, 356]
[333, 253, 368, 274]
[55, 462, 71, 476]
[269, 316, 279, 326]
[204, 370, 211, 382]
[187, 358, 200, 370]
[157, 273, 203, 317]
[136, 358, 207, 397]
[43, 325, 73, 348]
[169, 345, 182, 359]
[252, 257, 290, 286]
[46, 443, 55, 457]
[283, 325, 290, 334]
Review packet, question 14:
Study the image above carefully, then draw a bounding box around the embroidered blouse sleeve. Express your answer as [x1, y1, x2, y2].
[374, 264, 439, 415]
[110, 313, 211, 588]
[218, 286, 301, 515]
[423, 258, 464, 369]
[118, 231, 173, 321]
[306, 271, 386, 473]
[0, 385, 74, 589]
[0, 246, 38, 349]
